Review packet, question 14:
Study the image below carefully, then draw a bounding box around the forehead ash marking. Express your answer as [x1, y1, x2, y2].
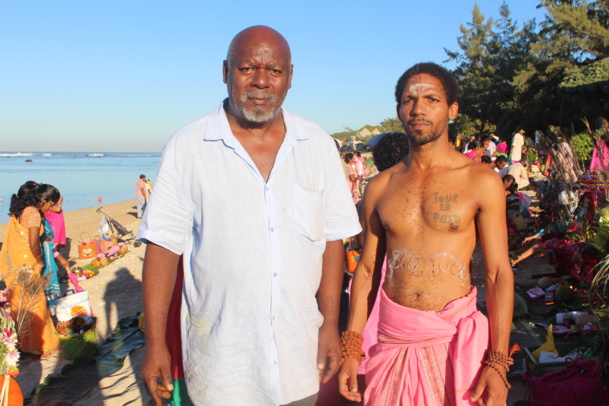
[408, 75, 435, 94]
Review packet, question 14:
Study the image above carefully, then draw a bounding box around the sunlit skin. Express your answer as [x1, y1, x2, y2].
[398, 74, 457, 147]
[221, 26, 293, 181]
[223, 27, 292, 131]
[338, 72, 514, 406]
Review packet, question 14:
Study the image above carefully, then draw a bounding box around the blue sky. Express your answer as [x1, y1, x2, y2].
[0, 1, 546, 153]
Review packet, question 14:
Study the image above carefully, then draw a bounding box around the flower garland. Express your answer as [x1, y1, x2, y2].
[0, 290, 19, 377]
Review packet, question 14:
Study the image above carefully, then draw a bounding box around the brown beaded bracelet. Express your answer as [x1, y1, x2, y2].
[485, 349, 514, 372]
[340, 330, 365, 366]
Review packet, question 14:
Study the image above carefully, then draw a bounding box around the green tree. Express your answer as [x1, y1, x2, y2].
[514, 0, 609, 131]
[445, 4, 496, 133]
[541, 0, 609, 59]
[379, 117, 404, 133]
[445, 3, 534, 137]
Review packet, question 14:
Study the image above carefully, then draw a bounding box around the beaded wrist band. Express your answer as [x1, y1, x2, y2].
[485, 349, 514, 371]
[483, 349, 514, 389]
[340, 331, 365, 366]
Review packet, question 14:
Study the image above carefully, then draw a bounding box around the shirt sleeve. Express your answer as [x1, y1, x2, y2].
[20, 206, 41, 228]
[137, 137, 195, 255]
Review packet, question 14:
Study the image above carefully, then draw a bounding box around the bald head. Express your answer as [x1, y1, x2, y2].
[223, 26, 293, 127]
[227, 26, 291, 66]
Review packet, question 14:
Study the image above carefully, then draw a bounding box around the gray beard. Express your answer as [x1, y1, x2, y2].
[239, 92, 279, 124]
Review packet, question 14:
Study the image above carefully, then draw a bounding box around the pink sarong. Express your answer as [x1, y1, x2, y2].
[364, 287, 488, 406]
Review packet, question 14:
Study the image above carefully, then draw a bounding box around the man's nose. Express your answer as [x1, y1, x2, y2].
[410, 99, 424, 115]
[251, 68, 270, 88]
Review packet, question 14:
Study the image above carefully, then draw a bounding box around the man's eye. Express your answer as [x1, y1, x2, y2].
[269, 69, 282, 76]
[240, 67, 255, 73]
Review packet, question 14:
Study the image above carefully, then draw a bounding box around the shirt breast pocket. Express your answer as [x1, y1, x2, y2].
[294, 184, 324, 242]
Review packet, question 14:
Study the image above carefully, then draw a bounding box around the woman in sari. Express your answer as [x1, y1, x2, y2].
[39, 185, 69, 314]
[0, 182, 60, 357]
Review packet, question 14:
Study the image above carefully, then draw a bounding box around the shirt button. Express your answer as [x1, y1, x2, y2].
[270, 227, 275, 232]
[265, 186, 269, 191]
[274, 273, 277, 277]
[273, 361, 278, 365]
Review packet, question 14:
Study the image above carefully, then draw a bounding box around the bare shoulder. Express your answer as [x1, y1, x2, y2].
[465, 161, 505, 203]
[362, 162, 405, 209]
[365, 162, 403, 193]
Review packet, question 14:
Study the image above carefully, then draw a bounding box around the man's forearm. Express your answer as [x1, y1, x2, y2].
[142, 243, 180, 347]
[317, 239, 344, 326]
[486, 268, 514, 354]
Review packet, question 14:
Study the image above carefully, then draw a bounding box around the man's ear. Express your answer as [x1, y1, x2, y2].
[288, 64, 293, 89]
[222, 60, 228, 84]
[448, 102, 459, 120]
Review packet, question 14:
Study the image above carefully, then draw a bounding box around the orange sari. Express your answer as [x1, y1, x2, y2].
[0, 209, 60, 356]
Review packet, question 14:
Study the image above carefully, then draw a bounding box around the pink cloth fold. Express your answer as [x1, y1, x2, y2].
[364, 287, 488, 406]
[590, 140, 609, 170]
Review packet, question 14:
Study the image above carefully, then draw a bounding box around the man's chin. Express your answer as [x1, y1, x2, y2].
[242, 108, 280, 125]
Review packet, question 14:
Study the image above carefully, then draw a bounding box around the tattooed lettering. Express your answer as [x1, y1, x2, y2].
[387, 250, 422, 278]
[433, 192, 459, 212]
[432, 213, 461, 224]
[387, 250, 470, 288]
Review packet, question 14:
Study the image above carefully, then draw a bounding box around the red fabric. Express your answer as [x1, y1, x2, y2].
[167, 257, 185, 379]
[523, 358, 609, 406]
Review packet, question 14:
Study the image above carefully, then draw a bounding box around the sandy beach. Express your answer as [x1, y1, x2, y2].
[0, 200, 152, 405]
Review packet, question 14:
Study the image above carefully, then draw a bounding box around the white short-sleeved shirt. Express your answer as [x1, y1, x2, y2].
[510, 133, 524, 162]
[138, 102, 361, 405]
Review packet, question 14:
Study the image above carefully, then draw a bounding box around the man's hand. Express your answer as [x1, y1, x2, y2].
[140, 343, 174, 406]
[317, 323, 341, 383]
[470, 366, 509, 406]
[337, 358, 362, 402]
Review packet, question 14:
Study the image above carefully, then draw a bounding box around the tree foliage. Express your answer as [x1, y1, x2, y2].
[446, 0, 609, 140]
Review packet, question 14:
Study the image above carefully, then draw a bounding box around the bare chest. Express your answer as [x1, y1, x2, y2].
[377, 175, 477, 235]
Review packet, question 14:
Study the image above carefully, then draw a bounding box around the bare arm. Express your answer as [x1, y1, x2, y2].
[316, 239, 345, 383]
[338, 178, 387, 402]
[140, 243, 180, 406]
[28, 226, 43, 265]
[471, 170, 514, 406]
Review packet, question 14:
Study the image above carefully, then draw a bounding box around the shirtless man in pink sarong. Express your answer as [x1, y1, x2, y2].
[338, 63, 514, 406]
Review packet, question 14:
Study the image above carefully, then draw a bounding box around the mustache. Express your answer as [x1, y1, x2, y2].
[242, 91, 277, 102]
[408, 118, 432, 125]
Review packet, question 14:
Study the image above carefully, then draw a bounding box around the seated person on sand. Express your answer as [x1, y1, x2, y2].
[503, 175, 531, 218]
[507, 158, 530, 190]
[509, 228, 551, 268]
[464, 140, 483, 162]
[495, 155, 509, 176]
[481, 155, 493, 168]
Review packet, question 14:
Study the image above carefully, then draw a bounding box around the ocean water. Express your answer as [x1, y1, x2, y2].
[0, 152, 161, 224]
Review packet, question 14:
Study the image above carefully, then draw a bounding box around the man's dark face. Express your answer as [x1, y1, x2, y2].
[397, 73, 458, 147]
[223, 29, 292, 126]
